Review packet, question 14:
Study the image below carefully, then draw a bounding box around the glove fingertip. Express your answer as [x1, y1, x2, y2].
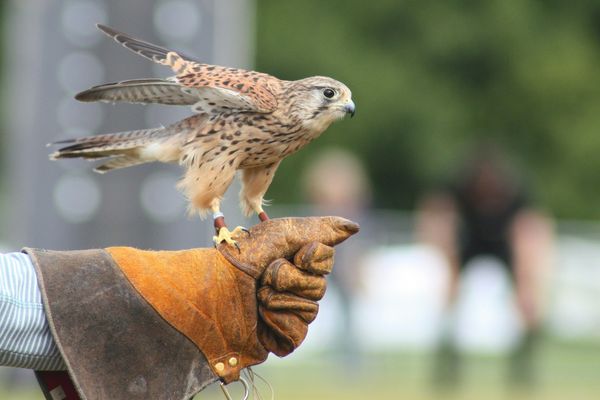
[294, 242, 335, 274]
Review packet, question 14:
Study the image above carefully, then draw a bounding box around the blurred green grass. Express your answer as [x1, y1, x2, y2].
[194, 338, 600, 400]
[2, 339, 599, 399]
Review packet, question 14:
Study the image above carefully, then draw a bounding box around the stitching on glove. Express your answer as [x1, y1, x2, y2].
[218, 246, 263, 279]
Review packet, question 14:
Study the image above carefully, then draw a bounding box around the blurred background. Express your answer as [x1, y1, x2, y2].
[1, 0, 600, 399]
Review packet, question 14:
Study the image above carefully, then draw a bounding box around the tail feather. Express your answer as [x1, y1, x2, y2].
[50, 114, 208, 173]
[97, 24, 200, 64]
[94, 156, 147, 173]
[50, 127, 162, 160]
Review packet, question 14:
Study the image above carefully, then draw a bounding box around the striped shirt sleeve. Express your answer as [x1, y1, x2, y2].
[0, 252, 66, 370]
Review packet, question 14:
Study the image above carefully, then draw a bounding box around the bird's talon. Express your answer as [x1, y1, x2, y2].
[230, 226, 249, 238]
[213, 226, 247, 249]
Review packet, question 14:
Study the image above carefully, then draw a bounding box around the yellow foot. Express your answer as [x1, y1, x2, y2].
[213, 226, 250, 249]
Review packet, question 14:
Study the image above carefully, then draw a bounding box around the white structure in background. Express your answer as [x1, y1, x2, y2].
[300, 244, 521, 355]
[353, 245, 449, 351]
[550, 234, 600, 337]
[283, 228, 600, 359]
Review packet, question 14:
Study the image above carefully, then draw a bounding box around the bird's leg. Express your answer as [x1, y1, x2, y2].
[240, 162, 280, 224]
[211, 206, 249, 249]
[258, 211, 270, 222]
[256, 204, 270, 222]
[213, 211, 227, 233]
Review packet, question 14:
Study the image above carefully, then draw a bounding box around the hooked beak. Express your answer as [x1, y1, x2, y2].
[344, 100, 356, 118]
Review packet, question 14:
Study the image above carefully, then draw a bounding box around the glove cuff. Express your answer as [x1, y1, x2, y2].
[24, 247, 218, 400]
[107, 246, 269, 383]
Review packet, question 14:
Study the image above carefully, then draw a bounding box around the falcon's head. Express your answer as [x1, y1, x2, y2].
[289, 76, 355, 132]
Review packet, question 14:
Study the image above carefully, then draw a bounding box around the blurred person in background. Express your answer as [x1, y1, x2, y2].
[416, 144, 554, 389]
[302, 148, 372, 372]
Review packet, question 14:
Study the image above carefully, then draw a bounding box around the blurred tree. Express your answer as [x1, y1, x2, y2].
[255, 0, 600, 218]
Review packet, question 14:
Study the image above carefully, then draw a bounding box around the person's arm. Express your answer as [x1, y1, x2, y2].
[416, 193, 461, 302]
[0, 252, 65, 370]
[509, 209, 554, 329]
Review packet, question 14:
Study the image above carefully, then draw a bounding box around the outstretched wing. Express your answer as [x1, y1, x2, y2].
[97, 24, 200, 63]
[75, 78, 199, 105]
[94, 24, 280, 113]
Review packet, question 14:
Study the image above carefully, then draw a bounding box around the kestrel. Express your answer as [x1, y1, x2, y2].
[51, 25, 355, 246]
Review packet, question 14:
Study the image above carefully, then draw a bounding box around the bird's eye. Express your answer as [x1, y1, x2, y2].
[323, 88, 335, 99]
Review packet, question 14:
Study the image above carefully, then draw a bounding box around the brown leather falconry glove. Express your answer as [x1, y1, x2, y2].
[106, 217, 359, 384]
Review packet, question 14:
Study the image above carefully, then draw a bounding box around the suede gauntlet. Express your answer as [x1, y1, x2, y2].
[107, 217, 358, 383]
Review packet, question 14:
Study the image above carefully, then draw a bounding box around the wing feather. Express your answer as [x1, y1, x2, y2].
[95, 24, 280, 113]
[75, 78, 199, 105]
[97, 24, 199, 63]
